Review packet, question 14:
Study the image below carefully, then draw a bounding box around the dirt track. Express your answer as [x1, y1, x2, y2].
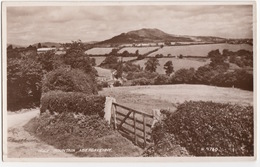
[6, 109, 74, 159]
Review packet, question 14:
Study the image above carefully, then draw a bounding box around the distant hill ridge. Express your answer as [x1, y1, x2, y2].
[97, 28, 231, 45]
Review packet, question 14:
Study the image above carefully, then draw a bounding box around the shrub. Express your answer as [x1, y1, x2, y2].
[40, 91, 106, 117]
[171, 68, 195, 84]
[97, 81, 109, 90]
[153, 101, 253, 156]
[42, 68, 97, 94]
[131, 77, 154, 86]
[154, 74, 170, 85]
[126, 71, 158, 80]
[113, 81, 122, 87]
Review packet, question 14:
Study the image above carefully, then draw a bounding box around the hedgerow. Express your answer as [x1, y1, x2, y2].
[152, 101, 253, 156]
[40, 91, 106, 117]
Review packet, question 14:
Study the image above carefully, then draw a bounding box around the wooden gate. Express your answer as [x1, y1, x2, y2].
[111, 102, 154, 148]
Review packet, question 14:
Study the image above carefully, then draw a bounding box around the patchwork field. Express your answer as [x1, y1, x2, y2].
[134, 57, 210, 74]
[118, 46, 159, 55]
[148, 43, 253, 57]
[85, 47, 114, 55]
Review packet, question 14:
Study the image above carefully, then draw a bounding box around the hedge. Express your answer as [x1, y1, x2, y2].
[42, 68, 97, 94]
[152, 101, 253, 156]
[40, 91, 106, 117]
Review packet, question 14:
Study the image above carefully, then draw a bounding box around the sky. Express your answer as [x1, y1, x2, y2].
[6, 5, 253, 46]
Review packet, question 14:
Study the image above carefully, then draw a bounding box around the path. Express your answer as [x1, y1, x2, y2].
[5, 109, 74, 159]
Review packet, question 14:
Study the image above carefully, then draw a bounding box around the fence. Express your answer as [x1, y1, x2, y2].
[111, 102, 154, 148]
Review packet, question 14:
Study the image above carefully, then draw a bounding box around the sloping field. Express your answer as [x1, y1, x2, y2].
[118, 47, 159, 55]
[91, 56, 137, 66]
[85, 47, 114, 55]
[134, 58, 210, 74]
[94, 67, 113, 80]
[130, 85, 253, 106]
[148, 44, 253, 57]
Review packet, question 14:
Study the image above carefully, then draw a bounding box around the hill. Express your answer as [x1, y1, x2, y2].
[98, 28, 194, 45]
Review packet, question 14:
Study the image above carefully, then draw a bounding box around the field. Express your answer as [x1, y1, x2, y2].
[118, 46, 159, 55]
[91, 56, 137, 66]
[99, 84, 253, 114]
[85, 47, 114, 55]
[148, 43, 253, 57]
[134, 57, 210, 74]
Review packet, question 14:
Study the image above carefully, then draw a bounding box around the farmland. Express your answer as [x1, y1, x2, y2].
[85, 47, 114, 55]
[134, 57, 210, 74]
[118, 46, 159, 55]
[148, 43, 253, 57]
[99, 84, 253, 114]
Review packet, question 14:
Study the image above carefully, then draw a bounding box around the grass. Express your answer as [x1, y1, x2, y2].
[134, 57, 210, 74]
[99, 84, 253, 111]
[148, 43, 253, 57]
[85, 47, 114, 55]
[24, 113, 143, 157]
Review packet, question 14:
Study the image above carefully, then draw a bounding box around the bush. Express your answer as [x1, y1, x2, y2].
[154, 74, 170, 85]
[172, 68, 195, 84]
[126, 71, 158, 80]
[153, 101, 253, 156]
[40, 91, 106, 117]
[97, 81, 109, 90]
[42, 68, 97, 94]
[131, 77, 154, 86]
[113, 81, 122, 87]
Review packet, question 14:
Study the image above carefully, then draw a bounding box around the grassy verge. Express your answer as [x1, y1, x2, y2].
[24, 113, 143, 157]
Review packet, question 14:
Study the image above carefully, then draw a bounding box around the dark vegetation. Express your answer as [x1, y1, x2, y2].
[111, 49, 253, 91]
[7, 40, 98, 111]
[24, 113, 142, 157]
[151, 101, 253, 156]
[40, 91, 105, 117]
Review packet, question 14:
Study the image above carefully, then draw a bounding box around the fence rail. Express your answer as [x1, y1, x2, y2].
[111, 102, 154, 148]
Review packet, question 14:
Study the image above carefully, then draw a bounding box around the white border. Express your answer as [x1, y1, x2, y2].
[1, 0, 258, 165]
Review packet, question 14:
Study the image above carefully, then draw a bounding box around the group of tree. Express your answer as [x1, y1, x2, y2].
[7, 40, 98, 111]
[127, 49, 253, 91]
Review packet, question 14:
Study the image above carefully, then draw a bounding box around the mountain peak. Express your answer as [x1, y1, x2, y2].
[126, 28, 169, 37]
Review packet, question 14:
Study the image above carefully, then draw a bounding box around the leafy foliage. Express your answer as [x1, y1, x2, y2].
[7, 58, 43, 111]
[152, 101, 254, 156]
[40, 91, 105, 117]
[145, 57, 160, 72]
[172, 68, 195, 84]
[164, 60, 174, 76]
[42, 68, 97, 94]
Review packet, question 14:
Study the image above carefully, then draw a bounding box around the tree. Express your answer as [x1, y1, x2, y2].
[164, 61, 174, 76]
[145, 58, 160, 72]
[100, 55, 118, 69]
[7, 58, 43, 110]
[135, 50, 139, 56]
[7, 45, 13, 50]
[37, 51, 55, 72]
[38, 43, 42, 48]
[63, 40, 95, 74]
[172, 68, 195, 84]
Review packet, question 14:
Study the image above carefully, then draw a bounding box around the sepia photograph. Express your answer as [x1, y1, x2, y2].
[1, 0, 256, 162]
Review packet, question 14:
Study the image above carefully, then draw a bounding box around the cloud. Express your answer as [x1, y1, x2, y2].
[6, 5, 253, 46]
